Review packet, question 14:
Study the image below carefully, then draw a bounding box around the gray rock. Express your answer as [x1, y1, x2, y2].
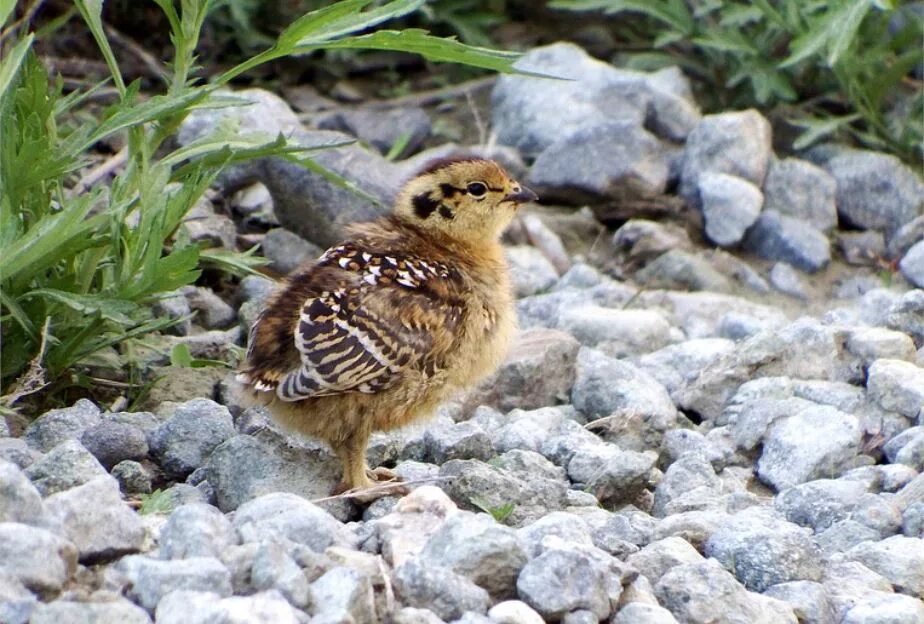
[847, 535, 924, 596]
[494, 408, 576, 456]
[492, 43, 694, 159]
[28, 600, 151, 624]
[680, 109, 773, 207]
[885, 289, 924, 346]
[182, 286, 236, 329]
[817, 519, 887, 554]
[233, 492, 342, 552]
[612, 219, 694, 267]
[239, 274, 276, 303]
[612, 603, 679, 624]
[261, 227, 322, 275]
[205, 433, 341, 512]
[111, 460, 152, 495]
[425, 421, 494, 465]
[159, 503, 238, 559]
[109, 555, 232, 612]
[488, 600, 545, 624]
[884, 427, 924, 470]
[742, 210, 830, 273]
[816, 147, 924, 237]
[849, 493, 903, 537]
[528, 122, 668, 204]
[540, 419, 603, 467]
[762, 157, 838, 232]
[516, 548, 611, 620]
[652, 452, 722, 517]
[318, 106, 430, 157]
[698, 172, 763, 246]
[251, 541, 311, 610]
[0, 523, 77, 596]
[149, 398, 235, 479]
[0, 459, 44, 524]
[517, 512, 594, 558]
[626, 536, 704, 585]
[23, 399, 100, 452]
[567, 444, 656, 507]
[394, 559, 490, 621]
[905, 501, 924, 537]
[0, 438, 39, 469]
[80, 421, 148, 469]
[867, 358, 924, 419]
[24, 439, 109, 496]
[837, 230, 887, 266]
[390, 607, 444, 624]
[153, 291, 193, 336]
[769, 262, 810, 300]
[634, 249, 733, 293]
[180, 197, 238, 252]
[464, 328, 580, 413]
[655, 558, 791, 624]
[821, 559, 894, 621]
[775, 479, 870, 531]
[704, 507, 823, 592]
[505, 246, 559, 297]
[439, 459, 568, 527]
[0, 574, 36, 624]
[44, 475, 144, 562]
[571, 347, 677, 435]
[763, 580, 835, 624]
[418, 512, 527, 600]
[757, 405, 862, 490]
[889, 215, 924, 259]
[155, 589, 301, 624]
[635, 338, 735, 403]
[311, 566, 374, 622]
[842, 592, 924, 624]
[846, 327, 917, 366]
[560, 307, 674, 354]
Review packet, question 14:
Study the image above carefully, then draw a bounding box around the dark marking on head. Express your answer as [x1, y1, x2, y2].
[438, 205, 455, 220]
[417, 156, 488, 176]
[440, 183, 463, 198]
[412, 193, 439, 219]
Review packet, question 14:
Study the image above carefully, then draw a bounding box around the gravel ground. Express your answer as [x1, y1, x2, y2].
[2, 41, 923, 624]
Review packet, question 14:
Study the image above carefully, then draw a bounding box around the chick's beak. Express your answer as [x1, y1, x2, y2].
[503, 186, 538, 204]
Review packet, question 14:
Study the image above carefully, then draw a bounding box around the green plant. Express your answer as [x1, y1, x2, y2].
[471, 494, 516, 523]
[137, 488, 175, 515]
[0, 0, 525, 410]
[550, 0, 923, 163]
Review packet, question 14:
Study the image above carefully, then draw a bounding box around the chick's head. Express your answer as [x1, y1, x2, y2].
[395, 157, 537, 244]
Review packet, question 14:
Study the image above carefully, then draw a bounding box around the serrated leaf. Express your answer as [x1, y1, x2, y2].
[790, 113, 862, 150]
[23, 289, 139, 324]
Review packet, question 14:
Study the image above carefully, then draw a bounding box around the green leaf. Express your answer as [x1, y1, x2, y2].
[384, 131, 412, 161]
[790, 113, 862, 150]
[0, 0, 16, 27]
[781, 0, 873, 68]
[22, 289, 139, 324]
[297, 29, 522, 75]
[73, 0, 126, 94]
[279, 0, 424, 47]
[199, 246, 269, 278]
[0, 35, 33, 101]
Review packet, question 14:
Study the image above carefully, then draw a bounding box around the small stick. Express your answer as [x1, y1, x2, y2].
[465, 89, 488, 147]
[310, 475, 453, 503]
[70, 146, 128, 196]
[103, 23, 168, 82]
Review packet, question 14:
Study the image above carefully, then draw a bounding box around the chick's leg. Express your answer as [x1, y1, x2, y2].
[332, 432, 374, 494]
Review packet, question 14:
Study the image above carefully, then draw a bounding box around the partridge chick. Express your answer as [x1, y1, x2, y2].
[237, 157, 537, 493]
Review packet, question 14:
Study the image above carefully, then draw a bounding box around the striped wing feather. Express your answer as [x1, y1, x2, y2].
[244, 243, 462, 402]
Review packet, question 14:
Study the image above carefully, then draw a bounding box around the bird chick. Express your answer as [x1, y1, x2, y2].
[237, 157, 537, 494]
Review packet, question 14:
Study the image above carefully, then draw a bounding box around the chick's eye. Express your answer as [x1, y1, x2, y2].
[466, 182, 487, 197]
